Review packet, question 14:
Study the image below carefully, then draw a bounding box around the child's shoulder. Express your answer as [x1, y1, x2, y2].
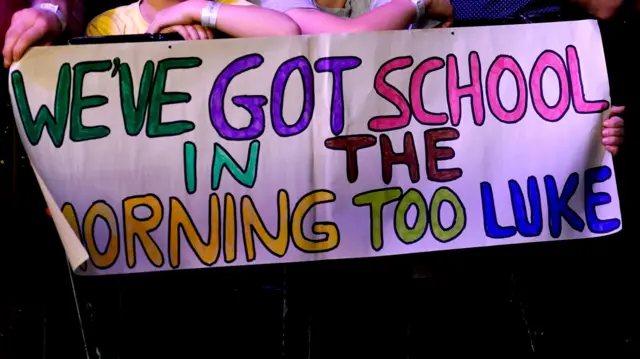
[86, 2, 142, 36]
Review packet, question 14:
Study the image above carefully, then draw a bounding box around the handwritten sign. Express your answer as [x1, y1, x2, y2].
[10, 20, 621, 276]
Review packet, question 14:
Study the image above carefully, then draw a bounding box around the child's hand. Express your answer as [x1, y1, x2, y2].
[147, 1, 207, 35]
[426, 0, 454, 28]
[602, 105, 625, 156]
[160, 24, 213, 40]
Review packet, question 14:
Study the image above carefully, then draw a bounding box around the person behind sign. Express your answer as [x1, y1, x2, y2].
[87, 0, 300, 40]
[260, 0, 454, 33]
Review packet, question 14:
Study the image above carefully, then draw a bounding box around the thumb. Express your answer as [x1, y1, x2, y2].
[146, 21, 161, 34]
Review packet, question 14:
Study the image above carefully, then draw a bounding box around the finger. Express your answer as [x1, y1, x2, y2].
[147, 20, 168, 34]
[3, 29, 18, 67]
[185, 26, 199, 40]
[601, 127, 624, 138]
[605, 145, 619, 156]
[3, 49, 10, 68]
[204, 27, 214, 39]
[159, 25, 184, 37]
[192, 25, 208, 40]
[12, 24, 45, 63]
[609, 105, 625, 116]
[603, 116, 624, 128]
[3, 20, 31, 67]
[439, 19, 454, 28]
[602, 136, 624, 146]
[174, 26, 191, 40]
[147, 22, 159, 33]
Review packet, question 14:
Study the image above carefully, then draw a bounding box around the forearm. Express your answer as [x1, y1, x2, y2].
[288, 0, 416, 35]
[29, 0, 83, 36]
[570, 0, 623, 20]
[216, 4, 301, 37]
[345, 0, 416, 32]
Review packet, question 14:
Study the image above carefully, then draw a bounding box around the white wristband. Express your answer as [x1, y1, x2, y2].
[201, 1, 222, 29]
[37, 3, 67, 33]
[410, 0, 426, 22]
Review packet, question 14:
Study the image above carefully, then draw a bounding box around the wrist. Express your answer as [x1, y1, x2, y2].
[200, 1, 222, 29]
[188, 1, 206, 21]
[408, 0, 426, 22]
[34, 3, 66, 32]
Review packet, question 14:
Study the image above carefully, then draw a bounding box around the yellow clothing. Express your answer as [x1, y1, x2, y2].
[86, 1, 252, 36]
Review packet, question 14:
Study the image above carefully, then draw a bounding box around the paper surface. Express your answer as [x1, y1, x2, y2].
[9, 20, 621, 276]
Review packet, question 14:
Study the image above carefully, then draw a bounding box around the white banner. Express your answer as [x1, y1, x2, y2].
[10, 20, 621, 276]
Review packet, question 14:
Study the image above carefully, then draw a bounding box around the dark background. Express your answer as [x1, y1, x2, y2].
[1, 1, 638, 357]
